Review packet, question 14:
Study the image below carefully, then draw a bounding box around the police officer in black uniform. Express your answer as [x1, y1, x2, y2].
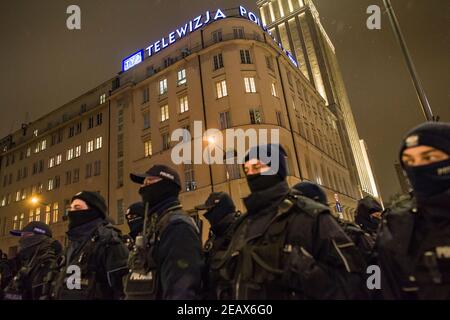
[53, 191, 129, 300]
[3, 221, 61, 300]
[377, 122, 450, 299]
[123, 202, 145, 250]
[212, 144, 367, 300]
[195, 192, 239, 299]
[355, 195, 383, 239]
[293, 181, 375, 264]
[124, 165, 203, 300]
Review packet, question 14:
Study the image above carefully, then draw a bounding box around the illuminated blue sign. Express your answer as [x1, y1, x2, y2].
[121, 9, 226, 72]
[238, 6, 299, 68]
[122, 50, 144, 72]
[121, 6, 298, 72]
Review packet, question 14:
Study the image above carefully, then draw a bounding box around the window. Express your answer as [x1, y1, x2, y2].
[117, 160, 124, 187]
[100, 93, 106, 104]
[54, 176, 60, 189]
[73, 168, 80, 183]
[88, 116, 94, 129]
[213, 53, 224, 70]
[52, 202, 59, 223]
[67, 148, 74, 161]
[87, 140, 94, 153]
[95, 137, 103, 150]
[56, 154, 62, 165]
[160, 105, 169, 122]
[144, 140, 153, 157]
[75, 122, 82, 134]
[65, 171, 72, 185]
[96, 113, 103, 126]
[45, 205, 51, 224]
[244, 77, 256, 93]
[41, 139, 47, 151]
[34, 142, 40, 153]
[271, 82, 278, 97]
[15, 190, 21, 202]
[216, 80, 228, 98]
[86, 163, 92, 178]
[94, 160, 101, 176]
[219, 111, 231, 130]
[13, 215, 18, 230]
[249, 109, 262, 124]
[212, 30, 222, 43]
[48, 178, 54, 191]
[26, 147, 31, 157]
[265, 56, 274, 70]
[23, 167, 28, 178]
[39, 160, 44, 172]
[177, 69, 187, 85]
[19, 213, 24, 229]
[240, 49, 252, 64]
[184, 164, 196, 191]
[75, 145, 81, 158]
[233, 27, 244, 39]
[162, 133, 170, 151]
[49, 157, 55, 168]
[68, 126, 75, 138]
[179, 96, 189, 113]
[21, 188, 26, 200]
[276, 111, 284, 127]
[142, 87, 149, 104]
[159, 78, 168, 95]
[35, 208, 41, 222]
[17, 168, 22, 181]
[29, 209, 34, 223]
[143, 112, 150, 129]
[225, 150, 241, 180]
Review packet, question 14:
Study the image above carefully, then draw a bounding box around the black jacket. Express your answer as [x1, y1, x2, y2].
[55, 219, 129, 300]
[376, 190, 450, 299]
[355, 196, 382, 236]
[211, 181, 368, 300]
[152, 198, 204, 300]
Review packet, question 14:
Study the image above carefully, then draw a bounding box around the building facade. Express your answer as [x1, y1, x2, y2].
[0, 6, 360, 254]
[256, 0, 381, 200]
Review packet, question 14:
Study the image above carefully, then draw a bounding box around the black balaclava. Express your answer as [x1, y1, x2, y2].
[292, 181, 328, 206]
[68, 209, 103, 230]
[126, 202, 145, 239]
[400, 122, 450, 199]
[139, 179, 180, 209]
[243, 144, 288, 193]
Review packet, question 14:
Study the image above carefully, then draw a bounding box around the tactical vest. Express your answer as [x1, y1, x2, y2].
[379, 197, 450, 299]
[211, 194, 363, 300]
[53, 224, 121, 300]
[124, 204, 199, 300]
[3, 239, 59, 300]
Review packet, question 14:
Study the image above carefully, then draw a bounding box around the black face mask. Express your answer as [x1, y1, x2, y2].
[404, 158, 450, 199]
[68, 209, 103, 230]
[127, 216, 144, 239]
[139, 179, 180, 208]
[246, 173, 283, 193]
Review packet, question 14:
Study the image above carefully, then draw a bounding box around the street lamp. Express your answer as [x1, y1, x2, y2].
[205, 133, 234, 196]
[29, 196, 49, 206]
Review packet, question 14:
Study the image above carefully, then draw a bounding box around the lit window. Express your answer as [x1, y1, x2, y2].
[271, 82, 278, 97]
[177, 69, 187, 85]
[29, 209, 34, 222]
[56, 154, 62, 165]
[244, 77, 256, 93]
[41, 139, 47, 151]
[216, 80, 228, 99]
[100, 93, 106, 104]
[49, 157, 55, 168]
[35, 208, 41, 221]
[159, 78, 168, 95]
[66, 148, 74, 161]
[95, 137, 103, 150]
[48, 178, 54, 191]
[15, 191, 21, 202]
[19, 213, 24, 229]
[13, 215, 18, 229]
[45, 206, 51, 224]
[179, 96, 189, 113]
[75, 145, 81, 158]
[52, 202, 59, 223]
[87, 140, 94, 153]
[33, 129, 39, 137]
[26, 147, 31, 157]
[144, 140, 153, 157]
[160, 105, 169, 122]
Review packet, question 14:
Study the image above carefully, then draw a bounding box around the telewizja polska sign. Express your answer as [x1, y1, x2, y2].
[122, 5, 298, 72]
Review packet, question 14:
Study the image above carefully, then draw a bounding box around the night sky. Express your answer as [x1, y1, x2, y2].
[0, 0, 449, 201]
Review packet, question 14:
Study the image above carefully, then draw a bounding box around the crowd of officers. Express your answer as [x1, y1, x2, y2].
[0, 121, 449, 300]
